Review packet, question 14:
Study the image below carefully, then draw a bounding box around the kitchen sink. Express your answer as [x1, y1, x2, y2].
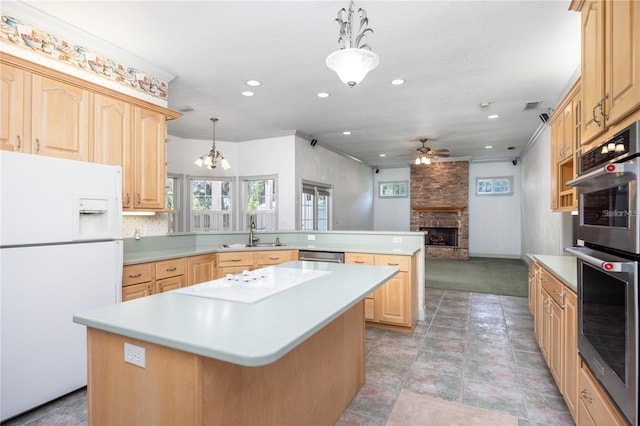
[219, 242, 286, 249]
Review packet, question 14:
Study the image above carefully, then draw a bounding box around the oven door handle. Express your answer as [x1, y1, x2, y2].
[565, 247, 635, 272]
[566, 163, 636, 187]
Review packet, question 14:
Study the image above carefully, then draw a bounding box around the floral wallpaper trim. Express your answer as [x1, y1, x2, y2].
[0, 13, 169, 107]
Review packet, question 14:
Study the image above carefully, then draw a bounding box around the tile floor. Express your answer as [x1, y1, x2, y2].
[337, 288, 574, 426]
[3, 289, 573, 426]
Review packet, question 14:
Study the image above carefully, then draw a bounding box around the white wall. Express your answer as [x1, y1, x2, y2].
[295, 136, 374, 230]
[521, 125, 572, 255]
[373, 168, 411, 231]
[468, 161, 522, 258]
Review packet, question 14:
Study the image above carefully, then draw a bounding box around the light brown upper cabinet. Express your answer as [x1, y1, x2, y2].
[30, 74, 91, 161]
[580, 0, 640, 145]
[0, 63, 26, 152]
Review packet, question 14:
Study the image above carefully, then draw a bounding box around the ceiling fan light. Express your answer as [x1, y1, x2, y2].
[203, 155, 213, 167]
[415, 157, 421, 165]
[326, 48, 379, 88]
[194, 157, 204, 167]
[221, 158, 231, 170]
[425, 157, 431, 165]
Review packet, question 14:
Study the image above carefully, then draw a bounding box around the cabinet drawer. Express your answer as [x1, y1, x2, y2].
[345, 253, 374, 265]
[155, 258, 186, 280]
[541, 269, 565, 306]
[256, 250, 293, 266]
[123, 263, 152, 286]
[579, 363, 627, 426]
[218, 251, 254, 267]
[375, 255, 409, 272]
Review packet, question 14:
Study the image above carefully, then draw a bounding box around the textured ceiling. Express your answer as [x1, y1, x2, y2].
[23, 1, 581, 168]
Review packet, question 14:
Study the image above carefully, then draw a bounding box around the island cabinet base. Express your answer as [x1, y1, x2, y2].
[85, 302, 365, 425]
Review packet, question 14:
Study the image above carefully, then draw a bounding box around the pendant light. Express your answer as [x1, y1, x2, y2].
[194, 118, 230, 170]
[326, 0, 379, 88]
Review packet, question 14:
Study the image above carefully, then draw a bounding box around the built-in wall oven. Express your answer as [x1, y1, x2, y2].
[566, 121, 640, 426]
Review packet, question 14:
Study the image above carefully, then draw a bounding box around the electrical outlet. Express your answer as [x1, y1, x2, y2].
[392, 237, 403, 243]
[307, 235, 316, 241]
[124, 342, 146, 368]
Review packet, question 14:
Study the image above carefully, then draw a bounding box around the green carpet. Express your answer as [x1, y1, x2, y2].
[425, 257, 529, 297]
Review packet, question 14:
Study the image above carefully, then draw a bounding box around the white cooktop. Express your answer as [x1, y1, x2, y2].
[174, 266, 331, 303]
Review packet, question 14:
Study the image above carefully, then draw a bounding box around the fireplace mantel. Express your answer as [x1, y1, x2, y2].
[412, 206, 466, 213]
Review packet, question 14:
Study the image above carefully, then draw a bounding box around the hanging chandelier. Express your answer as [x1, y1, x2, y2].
[326, 0, 379, 88]
[194, 118, 230, 170]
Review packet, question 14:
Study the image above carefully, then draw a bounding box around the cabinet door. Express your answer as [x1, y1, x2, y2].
[156, 275, 184, 293]
[604, 0, 640, 126]
[187, 254, 216, 285]
[0, 64, 26, 152]
[375, 272, 409, 325]
[133, 107, 166, 209]
[563, 289, 578, 421]
[31, 74, 90, 161]
[581, 0, 606, 144]
[549, 298, 563, 388]
[94, 94, 132, 207]
[122, 282, 152, 302]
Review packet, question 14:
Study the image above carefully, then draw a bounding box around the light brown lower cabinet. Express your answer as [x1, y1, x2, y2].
[578, 361, 627, 426]
[123, 255, 215, 301]
[530, 261, 579, 423]
[346, 252, 418, 333]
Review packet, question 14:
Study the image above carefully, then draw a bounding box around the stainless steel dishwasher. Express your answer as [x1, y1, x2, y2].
[298, 250, 345, 263]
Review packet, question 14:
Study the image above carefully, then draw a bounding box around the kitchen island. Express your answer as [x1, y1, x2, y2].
[74, 261, 398, 425]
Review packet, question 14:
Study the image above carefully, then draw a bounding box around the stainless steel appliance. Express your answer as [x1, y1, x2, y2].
[298, 250, 345, 263]
[566, 121, 640, 425]
[568, 121, 640, 253]
[565, 245, 638, 425]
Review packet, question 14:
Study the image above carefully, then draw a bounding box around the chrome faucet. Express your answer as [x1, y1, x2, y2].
[249, 214, 259, 246]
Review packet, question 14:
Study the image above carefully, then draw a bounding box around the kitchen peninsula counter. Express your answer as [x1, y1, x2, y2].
[74, 261, 398, 425]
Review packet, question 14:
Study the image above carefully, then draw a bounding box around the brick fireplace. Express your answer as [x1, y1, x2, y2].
[411, 161, 469, 260]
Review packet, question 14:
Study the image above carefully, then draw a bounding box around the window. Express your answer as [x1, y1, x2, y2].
[190, 177, 233, 231]
[301, 181, 331, 230]
[476, 176, 513, 195]
[166, 174, 182, 233]
[241, 176, 277, 230]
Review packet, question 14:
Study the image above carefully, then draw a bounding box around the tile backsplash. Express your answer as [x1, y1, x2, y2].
[123, 214, 169, 238]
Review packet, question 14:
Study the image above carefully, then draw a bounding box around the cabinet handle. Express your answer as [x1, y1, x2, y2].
[599, 93, 609, 120]
[128, 273, 142, 278]
[580, 389, 593, 404]
[387, 262, 400, 266]
[36, 138, 40, 152]
[231, 259, 242, 262]
[126, 193, 130, 205]
[158, 283, 163, 292]
[354, 260, 365, 264]
[16, 134, 21, 150]
[136, 193, 141, 205]
[166, 267, 177, 272]
[269, 257, 279, 260]
[147, 284, 152, 295]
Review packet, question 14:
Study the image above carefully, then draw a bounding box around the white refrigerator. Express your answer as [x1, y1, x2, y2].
[0, 151, 123, 421]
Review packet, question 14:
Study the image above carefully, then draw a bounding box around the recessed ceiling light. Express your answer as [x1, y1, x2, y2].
[317, 92, 330, 98]
[390, 79, 405, 85]
[246, 80, 261, 87]
[479, 102, 491, 108]
[343, 131, 351, 135]
[241, 91, 255, 97]
[485, 145, 493, 149]
[379, 154, 386, 157]
[488, 114, 499, 119]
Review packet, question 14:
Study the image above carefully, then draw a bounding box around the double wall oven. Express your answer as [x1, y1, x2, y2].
[566, 121, 640, 425]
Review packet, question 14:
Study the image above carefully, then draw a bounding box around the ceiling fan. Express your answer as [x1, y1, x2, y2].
[415, 139, 449, 164]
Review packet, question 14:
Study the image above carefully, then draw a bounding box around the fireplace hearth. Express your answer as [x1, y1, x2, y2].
[420, 227, 458, 247]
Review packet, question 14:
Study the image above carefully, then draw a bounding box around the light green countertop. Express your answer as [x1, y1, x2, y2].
[529, 254, 577, 293]
[124, 243, 420, 265]
[74, 261, 398, 366]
